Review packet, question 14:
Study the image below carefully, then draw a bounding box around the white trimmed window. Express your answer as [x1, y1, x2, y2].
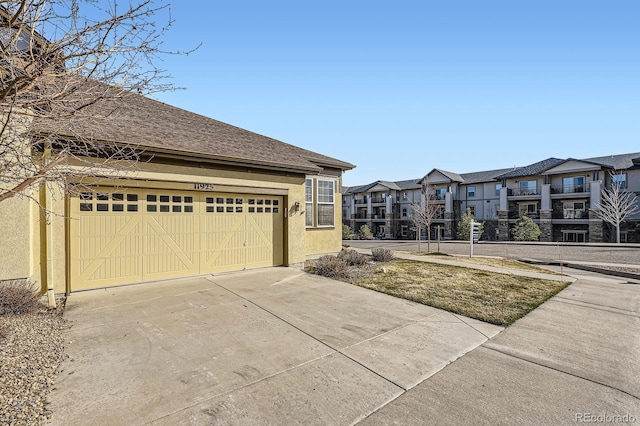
[317, 179, 335, 227]
[305, 177, 336, 228]
[305, 179, 313, 227]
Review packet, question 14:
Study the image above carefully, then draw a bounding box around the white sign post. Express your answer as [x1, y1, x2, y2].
[470, 220, 479, 258]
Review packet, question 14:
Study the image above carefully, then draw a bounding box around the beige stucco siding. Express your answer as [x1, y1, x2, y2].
[0, 195, 31, 280]
[305, 192, 343, 257]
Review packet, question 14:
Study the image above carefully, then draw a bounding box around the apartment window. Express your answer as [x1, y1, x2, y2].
[613, 173, 627, 189]
[467, 186, 476, 198]
[468, 206, 476, 216]
[495, 184, 502, 196]
[435, 188, 447, 200]
[402, 192, 408, 200]
[402, 208, 407, 217]
[519, 180, 537, 195]
[305, 179, 313, 227]
[401, 226, 408, 237]
[563, 176, 585, 193]
[317, 180, 335, 226]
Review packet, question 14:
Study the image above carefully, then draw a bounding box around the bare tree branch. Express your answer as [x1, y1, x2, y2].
[410, 183, 442, 252]
[592, 170, 639, 243]
[1, 0, 194, 207]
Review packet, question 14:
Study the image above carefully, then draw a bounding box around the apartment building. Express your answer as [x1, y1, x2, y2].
[342, 179, 422, 239]
[343, 152, 640, 243]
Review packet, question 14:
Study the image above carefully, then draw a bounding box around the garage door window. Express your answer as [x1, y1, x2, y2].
[80, 192, 139, 212]
[147, 193, 194, 213]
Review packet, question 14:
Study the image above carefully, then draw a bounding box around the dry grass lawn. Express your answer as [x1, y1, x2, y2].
[351, 259, 570, 326]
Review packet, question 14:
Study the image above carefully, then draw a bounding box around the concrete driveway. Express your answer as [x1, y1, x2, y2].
[47, 268, 502, 425]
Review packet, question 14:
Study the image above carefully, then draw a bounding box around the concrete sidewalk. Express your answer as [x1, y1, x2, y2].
[47, 268, 502, 425]
[360, 267, 640, 425]
[351, 247, 576, 282]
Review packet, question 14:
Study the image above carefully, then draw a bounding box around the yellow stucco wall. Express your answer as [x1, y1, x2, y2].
[304, 191, 344, 257]
[0, 195, 31, 280]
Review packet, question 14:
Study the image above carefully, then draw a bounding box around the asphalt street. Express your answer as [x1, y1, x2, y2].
[344, 240, 640, 267]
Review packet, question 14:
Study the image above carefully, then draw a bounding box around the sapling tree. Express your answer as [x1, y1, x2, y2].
[592, 171, 639, 243]
[410, 183, 441, 252]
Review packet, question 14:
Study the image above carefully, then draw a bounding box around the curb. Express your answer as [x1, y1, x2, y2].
[517, 259, 640, 282]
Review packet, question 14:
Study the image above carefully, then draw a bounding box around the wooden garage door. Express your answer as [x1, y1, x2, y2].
[69, 188, 284, 291]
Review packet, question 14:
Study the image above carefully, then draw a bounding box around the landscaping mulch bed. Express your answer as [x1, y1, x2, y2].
[0, 300, 66, 425]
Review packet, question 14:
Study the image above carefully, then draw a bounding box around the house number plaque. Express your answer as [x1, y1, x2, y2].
[194, 183, 214, 191]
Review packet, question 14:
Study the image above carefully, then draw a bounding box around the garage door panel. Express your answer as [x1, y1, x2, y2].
[70, 189, 284, 291]
[201, 214, 246, 273]
[70, 192, 144, 291]
[143, 214, 198, 281]
[245, 213, 283, 268]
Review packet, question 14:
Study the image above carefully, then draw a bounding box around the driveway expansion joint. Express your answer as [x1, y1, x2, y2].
[481, 345, 640, 402]
[205, 276, 408, 392]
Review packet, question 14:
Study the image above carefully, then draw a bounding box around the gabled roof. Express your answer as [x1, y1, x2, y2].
[423, 168, 464, 183]
[395, 179, 422, 190]
[31, 80, 354, 174]
[343, 178, 421, 195]
[459, 167, 516, 184]
[353, 180, 402, 193]
[495, 158, 565, 179]
[582, 152, 640, 170]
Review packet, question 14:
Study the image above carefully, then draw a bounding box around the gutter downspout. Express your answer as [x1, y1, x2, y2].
[43, 145, 56, 308]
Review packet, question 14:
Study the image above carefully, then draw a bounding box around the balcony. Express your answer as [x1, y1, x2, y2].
[550, 183, 590, 194]
[354, 199, 367, 205]
[509, 211, 540, 219]
[507, 188, 539, 196]
[371, 197, 386, 204]
[552, 210, 589, 220]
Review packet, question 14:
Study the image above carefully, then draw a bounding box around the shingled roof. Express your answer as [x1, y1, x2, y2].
[495, 158, 565, 179]
[581, 152, 640, 170]
[459, 167, 517, 184]
[31, 82, 354, 174]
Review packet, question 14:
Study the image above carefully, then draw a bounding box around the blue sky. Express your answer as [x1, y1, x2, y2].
[153, 1, 640, 186]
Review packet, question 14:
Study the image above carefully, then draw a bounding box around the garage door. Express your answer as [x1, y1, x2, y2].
[69, 187, 284, 291]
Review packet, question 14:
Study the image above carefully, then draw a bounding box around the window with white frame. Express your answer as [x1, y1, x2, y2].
[317, 179, 335, 227]
[402, 208, 407, 217]
[468, 206, 476, 216]
[495, 183, 502, 196]
[305, 179, 313, 227]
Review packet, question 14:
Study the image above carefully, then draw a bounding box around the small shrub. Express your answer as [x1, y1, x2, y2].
[342, 224, 353, 239]
[359, 224, 374, 240]
[0, 279, 41, 315]
[457, 208, 485, 241]
[371, 248, 394, 262]
[313, 255, 349, 279]
[337, 249, 368, 266]
[511, 215, 541, 241]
